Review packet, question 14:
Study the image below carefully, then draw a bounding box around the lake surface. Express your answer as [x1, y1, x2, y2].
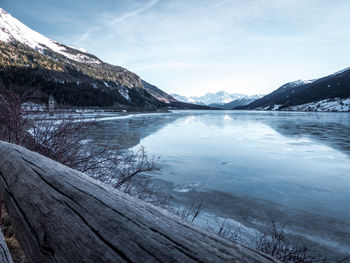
[86, 110, 350, 256]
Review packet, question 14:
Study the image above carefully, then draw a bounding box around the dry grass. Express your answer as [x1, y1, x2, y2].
[1, 205, 28, 263]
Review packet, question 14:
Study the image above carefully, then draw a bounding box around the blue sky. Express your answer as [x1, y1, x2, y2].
[2, 0, 350, 96]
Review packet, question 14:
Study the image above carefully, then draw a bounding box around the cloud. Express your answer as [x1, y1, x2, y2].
[130, 61, 213, 72]
[77, 0, 159, 43]
[70, 0, 350, 96]
[109, 0, 160, 24]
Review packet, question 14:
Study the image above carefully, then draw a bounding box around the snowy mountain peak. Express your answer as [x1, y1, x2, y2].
[0, 8, 100, 64]
[282, 66, 350, 89]
[290, 79, 313, 86]
[280, 79, 315, 91]
[172, 91, 263, 105]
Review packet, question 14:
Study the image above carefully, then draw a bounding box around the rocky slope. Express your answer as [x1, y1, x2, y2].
[141, 80, 179, 103]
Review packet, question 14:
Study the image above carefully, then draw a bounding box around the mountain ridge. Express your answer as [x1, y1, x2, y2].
[238, 69, 350, 112]
[0, 8, 198, 110]
[172, 91, 262, 106]
[209, 97, 261, 109]
[0, 8, 101, 65]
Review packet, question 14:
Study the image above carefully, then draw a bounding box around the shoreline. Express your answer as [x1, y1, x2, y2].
[25, 108, 171, 121]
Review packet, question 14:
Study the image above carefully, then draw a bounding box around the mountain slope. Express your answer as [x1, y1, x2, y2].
[239, 70, 350, 111]
[0, 40, 163, 109]
[0, 8, 100, 64]
[141, 80, 179, 103]
[0, 8, 183, 110]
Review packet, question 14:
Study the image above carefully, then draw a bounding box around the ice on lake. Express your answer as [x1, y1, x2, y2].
[85, 110, 350, 256]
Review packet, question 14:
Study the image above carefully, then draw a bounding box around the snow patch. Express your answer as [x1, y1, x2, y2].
[0, 8, 100, 64]
[78, 48, 88, 53]
[284, 98, 350, 112]
[280, 79, 316, 90]
[21, 102, 46, 111]
[272, 104, 281, 111]
[118, 86, 131, 101]
[289, 79, 314, 86]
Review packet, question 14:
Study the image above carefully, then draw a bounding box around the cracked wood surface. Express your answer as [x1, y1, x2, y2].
[0, 141, 279, 263]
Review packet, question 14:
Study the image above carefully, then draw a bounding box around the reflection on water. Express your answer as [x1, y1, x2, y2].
[86, 110, 350, 256]
[87, 113, 179, 149]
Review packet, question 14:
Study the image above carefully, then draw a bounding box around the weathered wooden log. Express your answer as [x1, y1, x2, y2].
[0, 226, 13, 263]
[0, 141, 278, 263]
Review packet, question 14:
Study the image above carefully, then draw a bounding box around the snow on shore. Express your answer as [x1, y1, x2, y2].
[283, 98, 350, 112]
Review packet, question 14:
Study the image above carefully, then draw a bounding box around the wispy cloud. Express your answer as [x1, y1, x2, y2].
[109, 0, 160, 24]
[130, 61, 214, 72]
[77, 0, 159, 43]
[31, 0, 350, 96]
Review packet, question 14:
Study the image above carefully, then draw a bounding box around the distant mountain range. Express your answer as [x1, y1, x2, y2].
[209, 97, 261, 109]
[2, 8, 347, 112]
[172, 91, 262, 107]
[0, 8, 208, 110]
[238, 69, 350, 112]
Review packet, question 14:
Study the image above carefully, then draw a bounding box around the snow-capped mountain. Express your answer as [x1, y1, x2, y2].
[283, 79, 315, 87]
[209, 97, 262, 109]
[170, 94, 206, 105]
[240, 68, 350, 112]
[172, 91, 262, 106]
[0, 8, 198, 109]
[0, 8, 100, 64]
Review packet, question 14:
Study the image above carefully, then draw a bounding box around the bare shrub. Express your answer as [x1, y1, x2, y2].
[92, 146, 160, 189]
[253, 220, 348, 262]
[214, 218, 242, 242]
[174, 201, 203, 223]
[27, 115, 161, 197]
[120, 175, 168, 207]
[0, 88, 33, 144]
[216, 217, 348, 263]
[25, 114, 98, 167]
[253, 219, 319, 262]
[87, 145, 163, 205]
[199, 216, 349, 263]
[1, 206, 28, 263]
[0, 90, 161, 198]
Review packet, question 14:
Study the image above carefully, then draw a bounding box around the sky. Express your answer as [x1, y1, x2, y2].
[1, 0, 350, 96]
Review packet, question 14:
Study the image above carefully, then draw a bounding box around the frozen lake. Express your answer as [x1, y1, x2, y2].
[86, 110, 350, 256]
